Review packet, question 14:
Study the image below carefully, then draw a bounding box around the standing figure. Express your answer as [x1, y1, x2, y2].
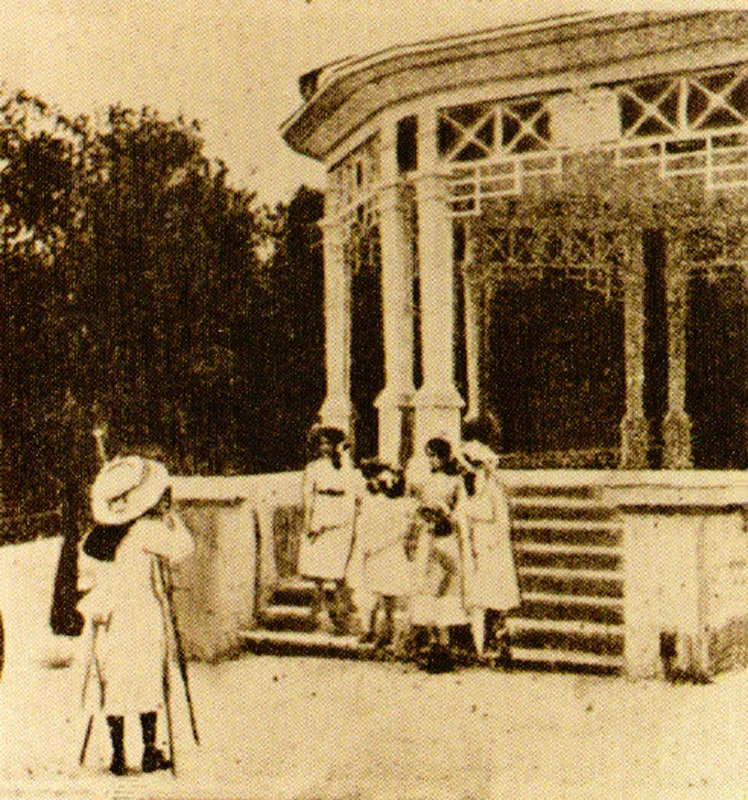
[457, 440, 520, 662]
[77, 455, 194, 775]
[406, 437, 468, 670]
[298, 426, 363, 634]
[349, 463, 416, 651]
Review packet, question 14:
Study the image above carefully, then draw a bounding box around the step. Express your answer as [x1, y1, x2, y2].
[519, 572, 624, 600]
[509, 625, 624, 657]
[511, 499, 616, 522]
[515, 550, 621, 573]
[262, 604, 313, 619]
[518, 566, 622, 581]
[510, 647, 624, 670]
[274, 577, 319, 592]
[511, 522, 622, 548]
[257, 604, 316, 633]
[507, 617, 624, 637]
[514, 542, 622, 557]
[510, 485, 599, 500]
[512, 519, 621, 532]
[517, 597, 624, 626]
[239, 629, 375, 659]
[522, 591, 623, 609]
[270, 578, 319, 606]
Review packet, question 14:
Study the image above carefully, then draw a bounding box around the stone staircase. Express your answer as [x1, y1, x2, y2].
[506, 484, 625, 672]
[240, 576, 374, 658]
[240, 481, 626, 671]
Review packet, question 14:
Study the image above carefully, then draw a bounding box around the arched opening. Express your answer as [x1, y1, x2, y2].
[485, 274, 625, 465]
[687, 270, 748, 469]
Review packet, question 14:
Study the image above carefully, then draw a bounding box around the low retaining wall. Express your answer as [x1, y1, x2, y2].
[171, 472, 302, 661]
[602, 474, 748, 679]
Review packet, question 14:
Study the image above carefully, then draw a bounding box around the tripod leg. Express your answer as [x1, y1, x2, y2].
[158, 557, 199, 744]
[79, 624, 101, 767]
[79, 715, 94, 765]
[162, 650, 176, 776]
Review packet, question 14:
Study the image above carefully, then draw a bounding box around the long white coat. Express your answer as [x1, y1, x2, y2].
[457, 472, 520, 612]
[347, 493, 417, 597]
[77, 513, 194, 716]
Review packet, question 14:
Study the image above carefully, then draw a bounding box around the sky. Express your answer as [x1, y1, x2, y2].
[0, 0, 738, 206]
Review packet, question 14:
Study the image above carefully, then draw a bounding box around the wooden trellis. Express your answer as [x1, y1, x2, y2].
[474, 215, 635, 302]
[669, 217, 748, 286]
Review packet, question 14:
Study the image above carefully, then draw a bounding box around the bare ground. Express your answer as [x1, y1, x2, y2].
[1, 538, 747, 800]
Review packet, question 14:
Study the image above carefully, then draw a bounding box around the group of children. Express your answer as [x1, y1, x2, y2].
[73, 429, 519, 775]
[300, 426, 521, 670]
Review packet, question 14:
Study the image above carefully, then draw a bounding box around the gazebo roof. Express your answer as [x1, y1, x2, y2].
[281, 10, 748, 161]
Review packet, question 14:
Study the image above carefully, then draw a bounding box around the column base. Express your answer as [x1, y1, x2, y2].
[662, 409, 693, 469]
[410, 383, 465, 455]
[318, 394, 352, 436]
[375, 388, 415, 467]
[619, 414, 650, 469]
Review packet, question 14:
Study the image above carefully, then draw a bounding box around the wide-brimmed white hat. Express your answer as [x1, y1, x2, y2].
[91, 455, 170, 525]
[461, 440, 500, 469]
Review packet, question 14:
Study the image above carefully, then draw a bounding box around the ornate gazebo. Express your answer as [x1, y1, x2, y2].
[282, 10, 748, 470]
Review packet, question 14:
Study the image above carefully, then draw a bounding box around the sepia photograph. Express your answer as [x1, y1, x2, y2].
[1, 1, 748, 798]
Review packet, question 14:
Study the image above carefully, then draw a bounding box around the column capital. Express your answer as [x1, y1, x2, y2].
[376, 180, 406, 213]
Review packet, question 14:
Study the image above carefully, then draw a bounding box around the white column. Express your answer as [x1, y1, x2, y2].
[662, 236, 693, 469]
[375, 179, 415, 466]
[410, 110, 464, 452]
[619, 236, 649, 468]
[462, 218, 482, 422]
[318, 191, 352, 434]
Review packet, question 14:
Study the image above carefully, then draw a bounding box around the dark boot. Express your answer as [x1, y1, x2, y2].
[140, 712, 171, 773]
[106, 715, 126, 775]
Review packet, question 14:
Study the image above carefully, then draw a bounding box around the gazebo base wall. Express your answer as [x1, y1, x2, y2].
[173, 470, 748, 679]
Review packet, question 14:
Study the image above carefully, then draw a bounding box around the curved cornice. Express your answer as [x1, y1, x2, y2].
[281, 10, 748, 162]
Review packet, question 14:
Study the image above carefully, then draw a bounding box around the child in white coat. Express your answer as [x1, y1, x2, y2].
[78, 455, 194, 775]
[457, 440, 520, 661]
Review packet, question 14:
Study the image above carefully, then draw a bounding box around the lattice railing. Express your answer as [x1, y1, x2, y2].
[617, 130, 748, 190]
[445, 154, 561, 215]
[615, 64, 748, 190]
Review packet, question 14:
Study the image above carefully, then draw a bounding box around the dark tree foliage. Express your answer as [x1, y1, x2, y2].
[0, 93, 326, 520]
[263, 185, 326, 471]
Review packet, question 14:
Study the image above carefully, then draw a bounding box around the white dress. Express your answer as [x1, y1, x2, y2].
[457, 474, 520, 612]
[297, 458, 362, 581]
[77, 513, 194, 716]
[408, 469, 469, 627]
[348, 493, 417, 597]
